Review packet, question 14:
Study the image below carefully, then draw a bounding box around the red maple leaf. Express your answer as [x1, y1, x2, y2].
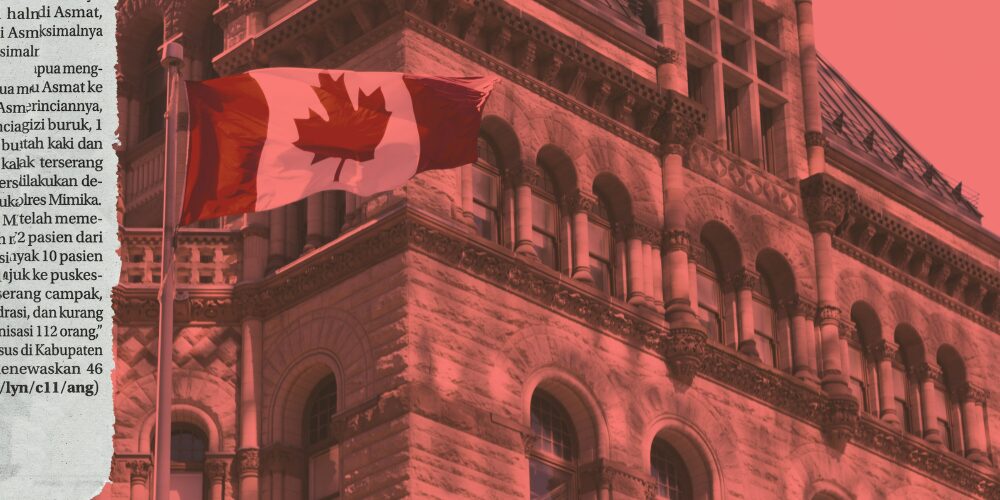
[293, 73, 392, 181]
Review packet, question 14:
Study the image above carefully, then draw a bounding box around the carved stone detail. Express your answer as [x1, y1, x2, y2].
[206, 460, 228, 482]
[660, 325, 707, 385]
[800, 173, 854, 233]
[815, 305, 840, 326]
[561, 191, 597, 213]
[865, 340, 899, 361]
[805, 130, 827, 148]
[508, 165, 541, 187]
[238, 448, 260, 477]
[729, 268, 758, 291]
[823, 394, 859, 451]
[127, 458, 152, 483]
[908, 362, 943, 383]
[661, 230, 691, 252]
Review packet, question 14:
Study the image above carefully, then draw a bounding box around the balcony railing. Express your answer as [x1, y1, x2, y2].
[120, 228, 240, 286]
[121, 133, 164, 214]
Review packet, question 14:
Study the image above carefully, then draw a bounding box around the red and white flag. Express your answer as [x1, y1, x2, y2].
[179, 68, 497, 225]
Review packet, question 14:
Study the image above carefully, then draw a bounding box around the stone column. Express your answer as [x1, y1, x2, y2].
[730, 268, 759, 357]
[206, 460, 227, 500]
[127, 458, 151, 500]
[242, 212, 269, 282]
[624, 224, 645, 305]
[868, 340, 901, 427]
[563, 190, 597, 282]
[460, 164, 475, 226]
[651, 241, 664, 309]
[801, 174, 853, 397]
[321, 191, 340, 239]
[267, 207, 286, 271]
[239, 317, 262, 499]
[304, 194, 323, 251]
[510, 165, 539, 258]
[959, 384, 990, 465]
[795, 0, 825, 174]
[912, 362, 944, 445]
[785, 296, 818, 383]
[641, 238, 655, 308]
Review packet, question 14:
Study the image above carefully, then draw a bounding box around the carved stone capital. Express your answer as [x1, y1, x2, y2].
[561, 191, 597, 213]
[729, 268, 759, 291]
[508, 165, 541, 187]
[521, 432, 537, 457]
[815, 305, 840, 325]
[865, 340, 899, 361]
[659, 90, 706, 149]
[654, 46, 679, 65]
[660, 324, 707, 385]
[237, 448, 260, 477]
[623, 222, 658, 244]
[206, 460, 228, 482]
[805, 131, 827, 148]
[908, 362, 942, 383]
[823, 394, 859, 451]
[127, 458, 152, 484]
[955, 383, 989, 404]
[800, 173, 855, 234]
[661, 229, 691, 252]
[783, 295, 817, 318]
[838, 321, 858, 341]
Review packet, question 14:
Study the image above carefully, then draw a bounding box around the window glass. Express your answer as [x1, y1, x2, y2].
[651, 439, 693, 500]
[530, 390, 577, 499]
[588, 220, 613, 293]
[532, 193, 559, 270]
[471, 166, 500, 242]
[305, 374, 338, 446]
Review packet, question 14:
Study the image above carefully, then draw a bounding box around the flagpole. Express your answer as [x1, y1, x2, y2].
[153, 39, 184, 500]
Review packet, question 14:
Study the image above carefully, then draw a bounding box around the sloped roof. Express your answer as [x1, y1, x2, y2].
[818, 55, 981, 221]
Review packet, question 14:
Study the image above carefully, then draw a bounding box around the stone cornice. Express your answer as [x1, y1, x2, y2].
[802, 173, 1000, 333]
[210, 0, 705, 154]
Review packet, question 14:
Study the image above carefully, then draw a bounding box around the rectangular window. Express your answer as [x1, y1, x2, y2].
[938, 418, 954, 452]
[471, 167, 500, 242]
[687, 65, 703, 106]
[724, 87, 741, 156]
[760, 105, 777, 174]
[752, 299, 776, 367]
[697, 273, 724, 343]
[719, 0, 735, 20]
[847, 346, 873, 414]
[532, 194, 559, 270]
[588, 221, 613, 294]
[892, 365, 916, 434]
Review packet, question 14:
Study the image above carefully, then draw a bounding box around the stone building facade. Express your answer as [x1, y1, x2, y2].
[106, 0, 1000, 498]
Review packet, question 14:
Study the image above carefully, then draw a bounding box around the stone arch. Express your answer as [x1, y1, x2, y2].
[894, 324, 927, 367]
[936, 344, 968, 393]
[850, 301, 883, 345]
[755, 248, 797, 304]
[116, 370, 236, 453]
[138, 402, 222, 454]
[260, 308, 373, 445]
[495, 326, 624, 460]
[781, 443, 878, 499]
[700, 220, 744, 277]
[537, 144, 580, 195]
[834, 270, 889, 319]
[592, 172, 634, 224]
[585, 135, 660, 221]
[641, 414, 728, 500]
[523, 369, 609, 463]
[116, 0, 164, 84]
[480, 115, 522, 172]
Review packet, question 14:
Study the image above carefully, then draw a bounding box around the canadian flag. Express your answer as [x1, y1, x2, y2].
[179, 68, 497, 225]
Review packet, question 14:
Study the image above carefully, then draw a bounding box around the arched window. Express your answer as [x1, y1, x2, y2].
[650, 438, 693, 500]
[472, 136, 502, 243]
[751, 275, 779, 368]
[304, 374, 338, 446]
[151, 423, 208, 500]
[139, 24, 166, 142]
[304, 374, 339, 500]
[892, 350, 917, 435]
[696, 248, 726, 344]
[529, 390, 577, 499]
[588, 196, 615, 296]
[532, 170, 561, 270]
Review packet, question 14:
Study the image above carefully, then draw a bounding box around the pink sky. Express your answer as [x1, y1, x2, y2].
[813, 1, 1000, 236]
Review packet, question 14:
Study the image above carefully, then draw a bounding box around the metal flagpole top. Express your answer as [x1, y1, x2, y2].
[161, 37, 184, 68]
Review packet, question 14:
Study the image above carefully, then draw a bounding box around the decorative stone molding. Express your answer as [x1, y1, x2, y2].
[206, 460, 228, 482]
[561, 191, 598, 213]
[955, 383, 990, 404]
[659, 90, 707, 149]
[508, 165, 542, 187]
[823, 394, 859, 451]
[521, 432, 537, 458]
[908, 362, 943, 383]
[815, 304, 840, 326]
[686, 140, 802, 219]
[661, 229, 691, 252]
[783, 295, 817, 318]
[729, 268, 759, 291]
[623, 222, 659, 245]
[578, 458, 654, 498]
[659, 324, 706, 385]
[237, 448, 259, 477]
[800, 173, 854, 233]
[865, 339, 899, 362]
[126, 458, 152, 484]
